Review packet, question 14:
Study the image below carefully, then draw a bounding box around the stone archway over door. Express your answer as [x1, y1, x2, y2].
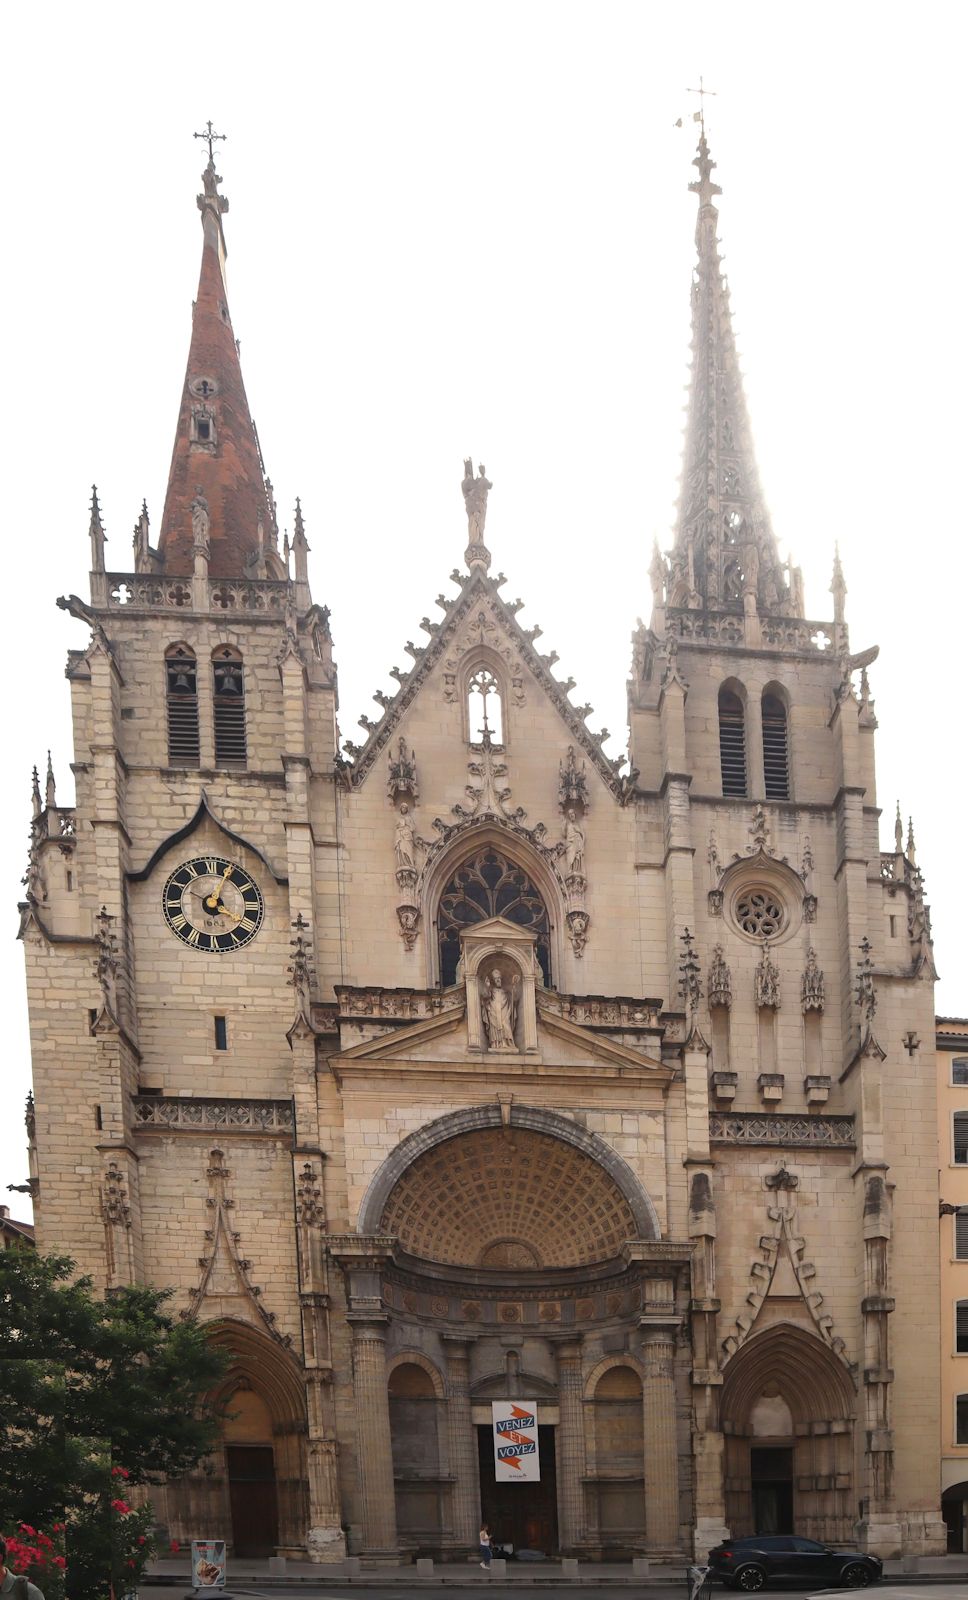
[165, 1320, 309, 1554]
[721, 1324, 856, 1543]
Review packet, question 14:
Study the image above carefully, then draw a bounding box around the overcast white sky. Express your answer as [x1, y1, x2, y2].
[2, 0, 964, 1219]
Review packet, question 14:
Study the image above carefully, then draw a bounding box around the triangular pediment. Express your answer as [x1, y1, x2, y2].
[330, 986, 673, 1086]
[342, 566, 635, 804]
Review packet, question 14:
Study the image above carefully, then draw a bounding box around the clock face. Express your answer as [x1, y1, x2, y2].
[162, 857, 265, 953]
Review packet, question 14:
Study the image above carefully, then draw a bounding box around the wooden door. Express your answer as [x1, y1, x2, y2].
[226, 1445, 279, 1556]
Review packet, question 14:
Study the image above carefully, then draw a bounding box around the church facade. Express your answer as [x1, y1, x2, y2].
[20, 136, 946, 1562]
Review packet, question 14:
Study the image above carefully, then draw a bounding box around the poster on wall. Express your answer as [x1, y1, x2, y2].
[191, 1540, 227, 1589]
[492, 1400, 540, 1482]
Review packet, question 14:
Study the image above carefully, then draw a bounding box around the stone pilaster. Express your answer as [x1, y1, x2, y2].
[551, 1336, 586, 1553]
[641, 1281, 681, 1554]
[347, 1314, 398, 1558]
[442, 1335, 480, 1549]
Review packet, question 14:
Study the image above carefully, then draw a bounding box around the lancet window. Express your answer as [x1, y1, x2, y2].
[165, 644, 200, 767]
[718, 687, 748, 798]
[213, 646, 247, 766]
[466, 665, 504, 744]
[762, 691, 790, 800]
[436, 847, 550, 988]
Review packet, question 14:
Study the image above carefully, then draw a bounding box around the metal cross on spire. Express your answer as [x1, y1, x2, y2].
[685, 76, 717, 132]
[193, 120, 227, 164]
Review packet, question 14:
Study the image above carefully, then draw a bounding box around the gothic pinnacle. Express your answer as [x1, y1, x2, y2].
[894, 801, 904, 855]
[45, 752, 56, 810]
[906, 817, 917, 866]
[89, 485, 106, 574]
[831, 545, 847, 623]
[30, 766, 41, 820]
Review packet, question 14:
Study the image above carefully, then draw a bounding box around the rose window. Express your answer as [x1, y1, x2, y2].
[735, 890, 785, 939]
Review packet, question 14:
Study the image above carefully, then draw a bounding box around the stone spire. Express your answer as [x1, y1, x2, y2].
[670, 134, 790, 617]
[158, 150, 273, 578]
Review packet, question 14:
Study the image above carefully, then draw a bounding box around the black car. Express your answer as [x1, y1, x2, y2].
[708, 1535, 883, 1591]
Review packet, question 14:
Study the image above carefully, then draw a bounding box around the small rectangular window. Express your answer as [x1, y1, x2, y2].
[957, 1302, 968, 1354]
[94, 1105, 102, 1130]
[213, 652, 247, 766]
[166, 649, 200, 766]
[955, 1113, 968, 1164]
[957, 1394, 968, 1444]
[889, 915, 896, 939]
[955, 1059, 968, 1086]
[956, 1213, 968, 1260]
[214, 1016, 228, 1051]
[66, 870, 74, 892]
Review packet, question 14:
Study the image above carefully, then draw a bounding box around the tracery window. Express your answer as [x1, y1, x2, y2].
[735, 890, 785, 940]
[467, 665, 504, 744]
[436, 847, 550, 987]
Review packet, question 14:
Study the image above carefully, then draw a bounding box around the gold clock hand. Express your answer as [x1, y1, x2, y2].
[204, 865, 233, 910]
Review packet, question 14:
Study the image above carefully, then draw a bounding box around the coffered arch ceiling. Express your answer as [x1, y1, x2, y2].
[380, 1125, 638, 1269]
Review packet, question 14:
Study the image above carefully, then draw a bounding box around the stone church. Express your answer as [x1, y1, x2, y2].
[20, 132, 945, 1562]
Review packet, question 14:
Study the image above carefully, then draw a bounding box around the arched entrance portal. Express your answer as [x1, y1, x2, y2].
[721, 1324, 856, 1543]
[163, 1320, 308, 1556]
[346, 1104, 683, 1561]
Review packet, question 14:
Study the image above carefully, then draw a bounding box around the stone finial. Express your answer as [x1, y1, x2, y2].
[708, 945, 732, 1010]
[387, 736, 419, 805]
[906, 817, 917, 867]
[854, 937, 877, 1024]
[678, 928, 703, 1023]
[558, 746, 589, 814]
[89, 485, 106, 573]
[25, 1091, 36, 1144]
[830, 545, 847, 623]
[801, 947, 825, 1012]
[461, 459, 492, 571]
[287, 913, 315, 1033]
[45, 753, 56, 810]
[894, 801, 904, 856]
[30, 766, 41, 820]
[292, 498, 310, 584]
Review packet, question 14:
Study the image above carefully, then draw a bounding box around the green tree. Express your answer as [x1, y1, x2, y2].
[0, 1252, 229, 1599]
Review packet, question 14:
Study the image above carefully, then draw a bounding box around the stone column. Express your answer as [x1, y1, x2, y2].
[641, 1289, 680, 1554]
[348, 1314, 398, 1558]
[552, 1336, 586, 1553]
[442, 1335, 480, 1549]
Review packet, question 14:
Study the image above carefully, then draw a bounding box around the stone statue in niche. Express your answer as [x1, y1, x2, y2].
[563, 809, 586, 880]
[191, 487, 210, 548]
[394, 804, 419, 875]
[481, 968, 520, 1051]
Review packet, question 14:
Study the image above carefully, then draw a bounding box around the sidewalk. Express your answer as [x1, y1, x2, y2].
[140, 1553, 968, 1588]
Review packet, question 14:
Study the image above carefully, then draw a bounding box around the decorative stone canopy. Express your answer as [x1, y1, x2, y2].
[379, 1125, 638, 1270]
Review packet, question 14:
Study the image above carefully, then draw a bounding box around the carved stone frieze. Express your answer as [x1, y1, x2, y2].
[710, 1112, 855, 1148]
[539, 992, 662, 1029]
[133, 1097, 294, 1133]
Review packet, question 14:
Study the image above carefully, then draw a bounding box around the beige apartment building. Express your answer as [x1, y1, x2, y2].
[938, 1018, 968, 1549]
[19, 133, 946, 1562]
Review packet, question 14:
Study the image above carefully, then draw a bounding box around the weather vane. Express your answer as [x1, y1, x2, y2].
[193, 120, 227, 164]
[685, 77, 717, 133]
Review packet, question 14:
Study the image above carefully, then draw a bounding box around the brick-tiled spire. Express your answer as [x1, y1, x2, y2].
[158, 158, 276, 577]
[670, 134, 793, 616]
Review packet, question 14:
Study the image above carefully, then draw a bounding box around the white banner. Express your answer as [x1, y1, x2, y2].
[492, 1400, 540, 1482]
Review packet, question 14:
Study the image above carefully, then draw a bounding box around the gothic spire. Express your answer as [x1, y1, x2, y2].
[89, 485, 106, 573]
[157, 144, 273, 579]
[670, 134, 790, 617]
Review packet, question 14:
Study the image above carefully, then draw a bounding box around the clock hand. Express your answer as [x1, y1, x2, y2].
[213, 901, 243, 924]
[204, 865, 233, 910]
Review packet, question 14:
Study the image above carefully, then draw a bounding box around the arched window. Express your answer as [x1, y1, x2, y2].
[719, 687, 748, 798]
[165, 645, 200, 767]
[467, 664, 504, 743]
[762, 691, 790, 800]
[956, 1301, 968, 1355]
[213, 646, 246, 766]
[436, 847, 551, 987]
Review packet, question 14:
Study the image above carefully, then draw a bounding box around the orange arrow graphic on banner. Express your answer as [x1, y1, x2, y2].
[509, 1405, 533, 1419]
[502, 1453, 523, 1471]
[499, 1430, 531, 1447]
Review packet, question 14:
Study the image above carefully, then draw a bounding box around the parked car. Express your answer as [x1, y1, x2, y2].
[707, 1535, 883, 1591]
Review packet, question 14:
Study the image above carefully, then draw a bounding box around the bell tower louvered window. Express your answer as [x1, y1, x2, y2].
[165, 645, 200, 767]
[718, 688, 747, 798]
[213, 647, 247, 766]
[762, 691, 790, 800]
